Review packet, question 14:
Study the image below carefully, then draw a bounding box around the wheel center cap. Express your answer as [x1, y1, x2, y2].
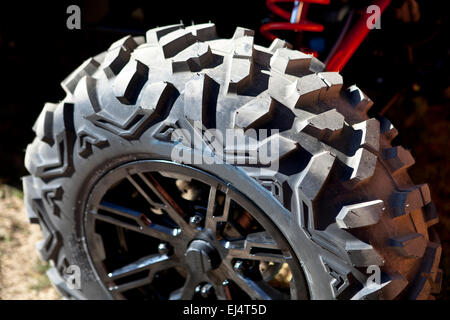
[184, 239, 219, 273]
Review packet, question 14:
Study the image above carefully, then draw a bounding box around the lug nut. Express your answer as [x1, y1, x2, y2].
[189, 214, 203, 228]
[195, 284, 202, 294]
[200, 283, 214, 298]
[158, 242, 170, 255]
[233, 260, 245, 274]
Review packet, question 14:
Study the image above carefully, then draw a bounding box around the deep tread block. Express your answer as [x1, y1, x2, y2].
[293, 73, 326, 110]
[88, 82, 179, 139]
[33, 103, 75, 181]
[352, 118, 380, 153]
[306, 109, 345, 131]
[336, 200, 384, 229]
[82, 76, 101, 112]
[61, 58, 100, 94]
[32, 199, 63, 261]
[224, 134, 297, 165]
[108, 35, 139, 51]
[141, 81, 180, 115]
[379, 116, 398, 142]
[185, 23, 217, 41]
[227, 33, 255, 94]
[33, 103, 57, 146]
[390, 184, 430, 218]
[352, 272, 408, 300]
[184, 74, 220, 128]
[228, 57, 254, 94]
[103, 47, 132, 78]
[408, 274, 432, 300]
[302, 109, 345, 141]
[254, 38, 290, 67]
[418, 183, 431, 204]
[87, 109, 149, 140]
[349, 148, 377, 184]
[113, 59, 149, 105]
[298, 152, 335, 202]
[423, 202, 439, 227]
[430, 268, 443, 294]
[234, 92, 272, 129]
[270, 48, 324, 76]
[172, 42, 214, 72]
[102, 36, 138, 78]
[324, 224, 384, 267]
[232, 27, 255, 39]
[318, 73, 343, 100]
[269, 72, 342, 112]
[344, 85, 373, 113]
[382, 146, 415, 174]
[22, 176, 39, 224]
[160, 29, 197, 58]
[269, 73, 321, 110]
[146, 24, 184, 45]
[409, 241, 441, 299]
[345, 240, 384, 267]
[421, 242, 442, 281]
[389, 233, 427, 258]
[257, 135, 297, 163]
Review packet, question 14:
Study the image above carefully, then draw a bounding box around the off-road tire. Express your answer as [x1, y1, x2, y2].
[23, 23, 442, 299]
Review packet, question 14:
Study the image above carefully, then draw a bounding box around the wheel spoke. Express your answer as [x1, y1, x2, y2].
[205, 188, 232, 231]
[226, 231, 287, 263]
[168, 274, 197, 300]
[228, 271, 288, 300]
[222, 193, 232, 221]
[108, 277, 152, 293]
[205, 186, 217, 230]
[98, 201, 143, 220]
[137, 172, 193, 235]
[126, 175, 165, 209]
[108, 253, 176, 281]
[93, 202, 177, 242]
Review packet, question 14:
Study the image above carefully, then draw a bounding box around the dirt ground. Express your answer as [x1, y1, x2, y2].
[0, 185, 59, 300]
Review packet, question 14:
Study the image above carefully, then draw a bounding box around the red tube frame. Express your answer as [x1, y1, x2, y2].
[261, 0, 392, 72]
[326, 0, 391, 71]
[260, 22, 324, 42]
[261, 0, 329, 42]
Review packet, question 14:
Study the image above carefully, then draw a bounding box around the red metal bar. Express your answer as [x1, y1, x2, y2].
[325, 0, 391, 71]
[260, 21, 324, 42]
[266, 0, 330, 19]
[262, 0, 391, 71]
[262, 0, 330, 42]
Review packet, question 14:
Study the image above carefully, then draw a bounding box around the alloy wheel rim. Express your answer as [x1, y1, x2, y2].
[84, 160, 309, 300]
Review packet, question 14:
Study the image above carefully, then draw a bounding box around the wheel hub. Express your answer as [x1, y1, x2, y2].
[184, 239, 220, 273]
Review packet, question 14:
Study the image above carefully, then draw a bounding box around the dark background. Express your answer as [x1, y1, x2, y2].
[0, 0, 448, 298]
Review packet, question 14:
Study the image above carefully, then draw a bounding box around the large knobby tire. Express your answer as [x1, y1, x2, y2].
[23, 23, 441, 300]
